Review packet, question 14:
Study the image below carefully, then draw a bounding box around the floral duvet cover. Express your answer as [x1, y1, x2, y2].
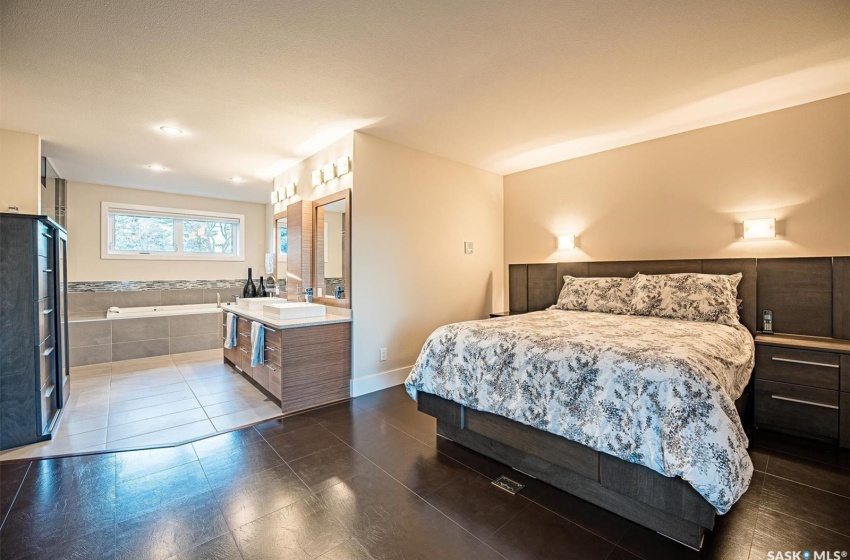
[404, 309, 755, 513]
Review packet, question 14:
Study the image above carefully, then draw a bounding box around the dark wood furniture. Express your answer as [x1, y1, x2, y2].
[418, 392, 715, 549]
[488, 311, 513, 318]
[223, 313, 351, 415]
[754, 334, 850, 447]
[0, 213, 70, 450]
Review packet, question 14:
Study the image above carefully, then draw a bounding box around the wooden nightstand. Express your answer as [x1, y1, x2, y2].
[754, 333, 850, 447]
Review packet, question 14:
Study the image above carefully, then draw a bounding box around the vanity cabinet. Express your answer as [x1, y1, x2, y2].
[222, 312, 351, 414]
[754, 334, 850, 447]
[0, 214, 69, 450]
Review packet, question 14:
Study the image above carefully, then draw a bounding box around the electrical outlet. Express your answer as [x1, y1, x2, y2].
[379, 348, 387, 362]
[464, 241, 473, 254]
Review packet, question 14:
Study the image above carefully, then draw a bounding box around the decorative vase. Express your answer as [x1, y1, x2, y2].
[257, 277, 268, 298]
[243, 268, 257, 298]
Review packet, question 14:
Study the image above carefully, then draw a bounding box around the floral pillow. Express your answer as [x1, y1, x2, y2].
[629, 272, 742, 326]
[551, 275, 636, 315]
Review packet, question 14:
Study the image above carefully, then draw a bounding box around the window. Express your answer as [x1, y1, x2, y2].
[102, 202, 244, 261]
[279, 225, 288, 256]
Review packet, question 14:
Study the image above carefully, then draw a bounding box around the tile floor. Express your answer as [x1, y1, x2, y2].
[0, 349, 282, 461]
[1, 385, 849, 559]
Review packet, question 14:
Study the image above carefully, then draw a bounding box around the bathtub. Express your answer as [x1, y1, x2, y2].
[70, 303, 224, 366]
[106, 303, 222, 318]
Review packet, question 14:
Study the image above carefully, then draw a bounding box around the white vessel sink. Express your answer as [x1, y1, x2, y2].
[263, 302, 326, 320]
[237, 297, 288, 311]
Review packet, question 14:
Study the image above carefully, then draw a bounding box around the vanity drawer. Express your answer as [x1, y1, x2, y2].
[267, 361, 281, 397]
[237, 318, 252, 335]
[238, 346, 253, 376]
[755, 345, 840, 390]
[37, 299, 55, 345]
[263, 343, 282, 367]
[263, 327, 281, 349]
[755, 379, 839, 440]
[253, 363, 269, 389]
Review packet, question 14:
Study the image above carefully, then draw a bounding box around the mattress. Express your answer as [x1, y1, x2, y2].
[404, 309, 755, 513]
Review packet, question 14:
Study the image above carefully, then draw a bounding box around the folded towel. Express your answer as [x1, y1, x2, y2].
[224, 312, 237, 349]
[250, 321, 264, 368]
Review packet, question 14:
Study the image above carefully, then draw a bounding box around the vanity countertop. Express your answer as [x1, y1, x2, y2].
[222, 303, 351, 330]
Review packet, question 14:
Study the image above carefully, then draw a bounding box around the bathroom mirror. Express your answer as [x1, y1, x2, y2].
[274, 211, 288, 292]
[313, 189, 350, 307]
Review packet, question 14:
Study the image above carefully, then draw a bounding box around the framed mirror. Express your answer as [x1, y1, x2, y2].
[274, 211, 288, 294]
[313, 189, 351, 307]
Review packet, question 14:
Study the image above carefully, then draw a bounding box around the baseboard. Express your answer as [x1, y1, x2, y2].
[351, 365, 413, 397]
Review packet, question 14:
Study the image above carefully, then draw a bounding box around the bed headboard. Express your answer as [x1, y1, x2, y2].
[509, 259, 758, 333]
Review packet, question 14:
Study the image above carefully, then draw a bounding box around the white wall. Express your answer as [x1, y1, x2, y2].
[0, 128, 41, 214]
[504, 94, 850, 269]
[67, 181, 267, 281]
[350, 132, 504, 393]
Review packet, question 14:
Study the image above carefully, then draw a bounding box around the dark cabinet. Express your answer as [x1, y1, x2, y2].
[0, 213, 70, 450]
[754, 334, 850, 447]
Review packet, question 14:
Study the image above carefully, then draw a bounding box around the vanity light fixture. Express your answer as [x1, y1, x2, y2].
[323, 163, 337, 182]
[285, 182, 297, 198]
[311, 169, 323, 187]
[557, 235, 576, 250]
[159, 125, 183, 135]
[270, 190, 280, 204]
[743, 218, 776, 239]
[336, 156, 351, 176]
[147, 164, 167, 171]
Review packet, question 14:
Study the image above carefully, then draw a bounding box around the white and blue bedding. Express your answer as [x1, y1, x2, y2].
[404, 309, 755, 513]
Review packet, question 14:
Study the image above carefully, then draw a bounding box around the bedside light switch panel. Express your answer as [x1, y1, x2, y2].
[464, 241, 473, 254]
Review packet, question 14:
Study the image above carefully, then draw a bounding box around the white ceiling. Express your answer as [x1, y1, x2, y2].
[1, 0, 848, 203]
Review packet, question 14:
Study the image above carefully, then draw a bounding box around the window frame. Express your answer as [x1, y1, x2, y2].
[101, 202, 245, 261]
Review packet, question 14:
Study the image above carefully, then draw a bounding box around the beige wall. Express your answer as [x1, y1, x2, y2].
[504, 94, 850, 271]
[351, 132, 504, 387]
[0, 129, 41, 214]
[67, 181, 267, 281]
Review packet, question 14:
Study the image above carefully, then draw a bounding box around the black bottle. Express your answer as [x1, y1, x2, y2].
[243, 268, 257, 298]
[257, 277, 268, 298]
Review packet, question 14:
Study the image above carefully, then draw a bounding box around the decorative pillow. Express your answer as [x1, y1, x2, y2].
[551, 275, 636, 315]
[629, 272, 742, 326]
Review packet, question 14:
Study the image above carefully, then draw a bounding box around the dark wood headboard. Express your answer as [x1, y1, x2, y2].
[508, 257, 850, 337]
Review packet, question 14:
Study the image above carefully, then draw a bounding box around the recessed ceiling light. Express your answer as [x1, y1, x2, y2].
[147, 164, 167, 171]
[159, 125, 183, 135]
[230, 176, 245, 183]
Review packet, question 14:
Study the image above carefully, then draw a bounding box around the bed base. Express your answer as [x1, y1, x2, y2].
[418, 392, 715, 550]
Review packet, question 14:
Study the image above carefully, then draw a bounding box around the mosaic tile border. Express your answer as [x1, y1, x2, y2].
[68, 279, 246, 293]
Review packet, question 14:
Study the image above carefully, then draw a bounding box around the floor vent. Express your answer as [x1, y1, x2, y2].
[492, 476, 525, 495]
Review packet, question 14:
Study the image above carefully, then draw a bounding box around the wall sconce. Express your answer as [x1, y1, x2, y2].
[557, 234, 576, 250]
[311, 169, 323, 187]
[285, 182, 297, 198]
[270, 190, 281, 204]
[336, 156, 351, 175]
[743, 218, 776, 239]
[323, 163, 337, 181]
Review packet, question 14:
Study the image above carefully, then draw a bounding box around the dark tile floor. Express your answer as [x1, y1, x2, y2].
[1, 385, 849, 559]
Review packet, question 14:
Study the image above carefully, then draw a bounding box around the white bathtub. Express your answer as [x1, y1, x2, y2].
[106, 303, 222, 319]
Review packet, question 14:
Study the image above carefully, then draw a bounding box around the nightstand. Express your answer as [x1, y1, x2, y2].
[754, 334, 850, 447]
[489, 311, 514, 318]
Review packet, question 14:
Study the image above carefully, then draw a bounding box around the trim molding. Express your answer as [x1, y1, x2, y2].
[351, 365, 412, 397]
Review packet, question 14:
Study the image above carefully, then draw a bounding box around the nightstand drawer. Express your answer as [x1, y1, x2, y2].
[755, 345, 840, 390]
[755, 379, 839, 440]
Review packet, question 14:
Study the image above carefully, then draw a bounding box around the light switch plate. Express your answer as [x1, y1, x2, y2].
[464, 241, 473, 254]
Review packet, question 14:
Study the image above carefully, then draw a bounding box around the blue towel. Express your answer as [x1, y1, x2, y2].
[224, 312, 237, 349]
[250, 321, 264, 367]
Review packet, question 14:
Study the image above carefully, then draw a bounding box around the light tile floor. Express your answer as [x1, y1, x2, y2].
[0, 349, 283, 461]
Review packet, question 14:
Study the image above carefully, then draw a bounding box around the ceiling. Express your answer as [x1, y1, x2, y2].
[1, 0, 848, 203]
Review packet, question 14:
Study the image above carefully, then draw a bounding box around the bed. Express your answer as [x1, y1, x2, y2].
[404, 259, 757, 549]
